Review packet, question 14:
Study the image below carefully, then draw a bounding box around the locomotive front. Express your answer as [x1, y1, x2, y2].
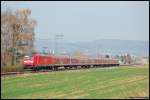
[23, 56, 33, 69]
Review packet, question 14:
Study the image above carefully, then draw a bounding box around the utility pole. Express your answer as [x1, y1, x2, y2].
[55, 34, 64, 55]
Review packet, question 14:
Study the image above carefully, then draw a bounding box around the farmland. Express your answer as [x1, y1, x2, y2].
[1, 65, 149, 99]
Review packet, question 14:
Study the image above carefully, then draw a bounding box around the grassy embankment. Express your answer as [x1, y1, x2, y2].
[1, 65, 149, 99]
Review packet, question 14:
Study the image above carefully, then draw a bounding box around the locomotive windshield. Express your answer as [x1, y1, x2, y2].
[24, 56, 32, 60]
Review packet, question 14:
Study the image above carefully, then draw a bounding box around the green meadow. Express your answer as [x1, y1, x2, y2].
[1, 65, 149, 99]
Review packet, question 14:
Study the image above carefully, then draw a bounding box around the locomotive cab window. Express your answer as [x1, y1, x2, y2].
[24, 56, 32, 60]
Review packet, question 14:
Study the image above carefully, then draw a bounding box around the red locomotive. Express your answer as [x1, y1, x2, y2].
[23, 52, 119, 70]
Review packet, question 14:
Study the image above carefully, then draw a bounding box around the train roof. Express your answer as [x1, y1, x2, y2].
[33, 53, 118, 60]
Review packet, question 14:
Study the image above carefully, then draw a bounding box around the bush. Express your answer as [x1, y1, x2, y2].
[1, 63, 24, 73]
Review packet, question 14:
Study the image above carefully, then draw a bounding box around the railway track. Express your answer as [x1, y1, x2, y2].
[1, 65, 120, 77]
[1, 72, 24, 77]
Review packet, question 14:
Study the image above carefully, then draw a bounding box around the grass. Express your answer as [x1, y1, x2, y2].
[1, 65, 149, 99]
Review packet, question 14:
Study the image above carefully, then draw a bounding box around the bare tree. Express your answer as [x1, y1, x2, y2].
[1, 8, 37, 66]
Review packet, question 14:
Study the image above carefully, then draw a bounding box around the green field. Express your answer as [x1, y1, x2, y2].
[1, 66, 149, 99]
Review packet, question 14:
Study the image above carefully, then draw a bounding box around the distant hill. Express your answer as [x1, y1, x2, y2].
[34, 39, 149, 56]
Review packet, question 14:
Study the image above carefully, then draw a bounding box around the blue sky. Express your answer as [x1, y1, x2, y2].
[1, 1, 149, 42]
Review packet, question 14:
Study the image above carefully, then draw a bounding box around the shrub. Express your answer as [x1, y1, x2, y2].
[1, 63, 24, 73]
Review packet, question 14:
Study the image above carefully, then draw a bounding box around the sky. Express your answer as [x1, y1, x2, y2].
[1, 1, 149, 42]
